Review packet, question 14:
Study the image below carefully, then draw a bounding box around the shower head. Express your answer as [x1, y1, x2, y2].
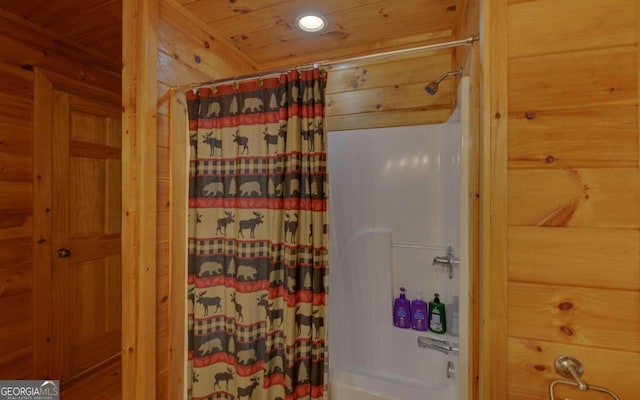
[424, 67, 463, 95]
[424, 81, 439, 95]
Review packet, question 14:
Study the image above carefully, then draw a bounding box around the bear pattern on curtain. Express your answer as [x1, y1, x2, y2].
[186, 68, 328, 400]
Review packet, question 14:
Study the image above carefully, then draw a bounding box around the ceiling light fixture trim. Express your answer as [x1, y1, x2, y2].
[296, 13, 327, 33]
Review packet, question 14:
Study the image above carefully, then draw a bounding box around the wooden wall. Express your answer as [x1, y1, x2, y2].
[482, 0, 640, 398]
[0, 31, 36, 381]
[0, 9, 120, 380]
[454, 0, 479, 68]
[324, 49, 455, 131]
[321, 0, 484, 134]
[0, 0, 257, 394]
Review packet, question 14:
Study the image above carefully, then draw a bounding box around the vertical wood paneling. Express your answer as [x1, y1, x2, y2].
[637, 0, 640, 357]
[156, 206, 170, 399]
[32, 69, 54, 379]
[480, 0, 509, 398]
[156, 278, 170, 397]
[168, 90, 188, 400]
[155, 85, 170, 391]
[50, 89, 71, 380]
[122, 0, 158, 399]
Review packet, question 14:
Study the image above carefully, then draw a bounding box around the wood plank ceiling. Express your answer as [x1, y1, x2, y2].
[0, 0, 123, 64]
[0, 0, 458, 71]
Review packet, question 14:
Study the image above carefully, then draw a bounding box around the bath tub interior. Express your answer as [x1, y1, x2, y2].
[327, 76, 472, 400]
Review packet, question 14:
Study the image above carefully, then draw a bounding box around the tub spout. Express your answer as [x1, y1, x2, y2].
[433, 256, 450, 265]
[417, 336, 459, 355]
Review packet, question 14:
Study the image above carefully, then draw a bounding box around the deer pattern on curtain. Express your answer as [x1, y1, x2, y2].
[186, 68, 328, 400]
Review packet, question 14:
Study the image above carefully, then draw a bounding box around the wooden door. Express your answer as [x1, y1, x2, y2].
[50, 89, 122, 398]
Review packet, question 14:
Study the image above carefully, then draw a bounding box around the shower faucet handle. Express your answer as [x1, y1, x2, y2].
[432, 246, 457, 279]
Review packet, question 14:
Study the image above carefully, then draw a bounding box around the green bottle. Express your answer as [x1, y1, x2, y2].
[428, 293, 447, 334]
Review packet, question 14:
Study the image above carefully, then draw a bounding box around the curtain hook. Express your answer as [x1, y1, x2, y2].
[211, 85, 218, 94]
[256, 77, 264, 87]
[232, 79, 239, 91]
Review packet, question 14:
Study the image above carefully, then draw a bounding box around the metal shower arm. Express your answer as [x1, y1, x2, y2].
[434, 68, 463, 85]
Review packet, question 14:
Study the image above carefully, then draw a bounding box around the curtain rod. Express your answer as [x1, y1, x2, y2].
[170, 36, 478, 92]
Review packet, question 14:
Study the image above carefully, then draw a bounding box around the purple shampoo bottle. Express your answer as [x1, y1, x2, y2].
[393, 287, 411, 328]
[411, 291, 428, 331]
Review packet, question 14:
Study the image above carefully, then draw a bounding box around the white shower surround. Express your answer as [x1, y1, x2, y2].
[327, 77, 471, 400]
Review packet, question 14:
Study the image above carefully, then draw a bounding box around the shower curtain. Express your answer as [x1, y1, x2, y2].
[186, 68, 328, 400]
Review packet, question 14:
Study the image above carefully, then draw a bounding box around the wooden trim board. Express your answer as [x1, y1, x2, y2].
[32, 69, 54, 379]
[168, 90, 188, 400]
[479, 0, 509, 398]
[121, 0, 159, 398]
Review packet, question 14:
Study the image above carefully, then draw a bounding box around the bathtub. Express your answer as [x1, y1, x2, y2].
[330, 370, 455, 400]
[325, 230, 459, 400]
[327, 76, 471, 400]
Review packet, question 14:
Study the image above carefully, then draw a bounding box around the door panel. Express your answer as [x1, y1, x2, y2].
[50, 89, 121, 394]
[70, 157, 106, 236]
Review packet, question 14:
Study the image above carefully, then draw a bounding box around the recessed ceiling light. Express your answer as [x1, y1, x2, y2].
[296, 13, 327, 33]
